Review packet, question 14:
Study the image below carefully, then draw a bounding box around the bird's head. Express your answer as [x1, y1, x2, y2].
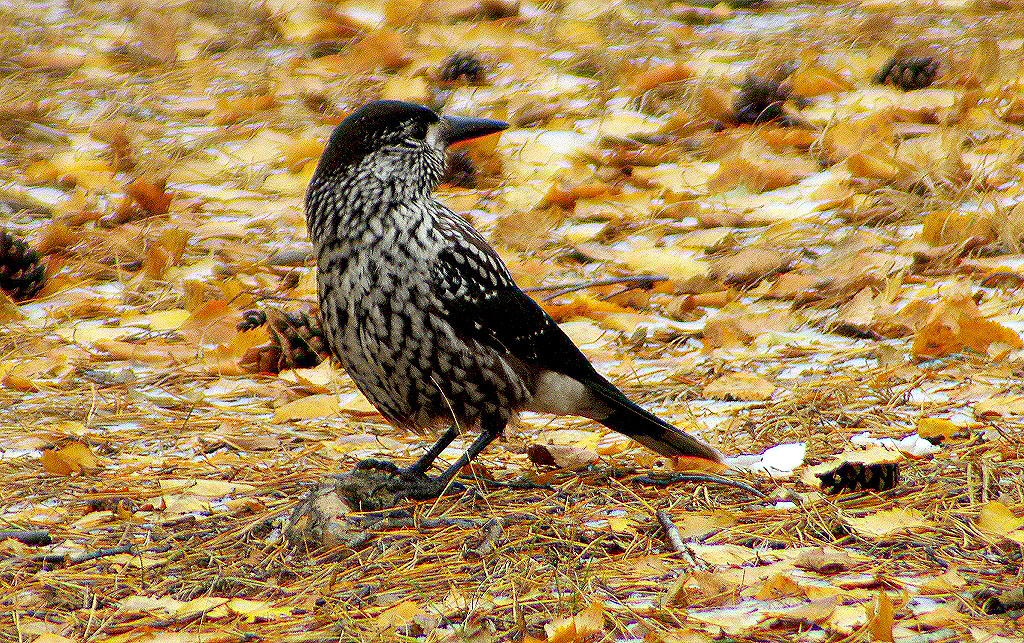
[310, 100, 507, 194]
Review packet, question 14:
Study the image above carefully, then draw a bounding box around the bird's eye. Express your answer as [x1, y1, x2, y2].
[410, 122, 428, 139]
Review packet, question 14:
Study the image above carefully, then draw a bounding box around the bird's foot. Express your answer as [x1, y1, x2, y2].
[355, 459, 464, 501]
[354, 459, 403, 477]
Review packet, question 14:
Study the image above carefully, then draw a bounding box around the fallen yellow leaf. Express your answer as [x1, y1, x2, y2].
[916, 418, 963, 441]
[544, 601, 605, 643]
[977, 502, 1024, 540]
[274, 394, 340, 423]
[377, 600, 429, 631]
[703, 372, 777, 401]
[867, 590, 895, 642]
[623, 247, 709, 282]
[41, 443, 99, 476]
[844, 508, 934, 540]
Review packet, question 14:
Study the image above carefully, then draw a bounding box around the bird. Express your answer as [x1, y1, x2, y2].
[305, 100, 722, 499]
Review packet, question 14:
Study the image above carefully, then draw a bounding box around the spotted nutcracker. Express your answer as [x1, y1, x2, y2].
[305, 100, 721, 498]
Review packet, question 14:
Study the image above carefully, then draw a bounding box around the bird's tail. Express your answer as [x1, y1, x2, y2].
[597, 398, 722, 463]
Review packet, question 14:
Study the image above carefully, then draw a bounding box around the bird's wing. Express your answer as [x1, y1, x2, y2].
[430, 229, 722, 463]
[430, 234, 600, 383]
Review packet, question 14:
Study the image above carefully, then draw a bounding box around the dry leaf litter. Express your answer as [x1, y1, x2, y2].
[1, 0, 1024, 641]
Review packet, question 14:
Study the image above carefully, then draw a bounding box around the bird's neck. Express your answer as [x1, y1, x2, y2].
[306, 171, 439, 252]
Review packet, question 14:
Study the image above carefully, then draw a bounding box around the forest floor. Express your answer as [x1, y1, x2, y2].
[1, 0, 1023, 641]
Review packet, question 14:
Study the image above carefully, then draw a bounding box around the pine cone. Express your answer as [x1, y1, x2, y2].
[441, 150, 477, 189]
[238, 309, 268, 332]
[0, 229, 46, 302]
[239, 307, 330, 372]
[733, 73, 791, 126]
[439, 52, 486, 87]
[816, 461, 900, 494]
[877, 55, 938, 91]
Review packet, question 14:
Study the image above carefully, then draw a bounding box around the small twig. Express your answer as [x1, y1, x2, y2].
[464, 519, 503, 560]
[346, 513, 480, 549]
[656, 510, 698, 568]
[599, 284, 654, 301]
[348, 585, 374, 606]
[655, 510, 686, 554]
[481, 478, 552, 492]
[266, 246, 315, 267]
[344, 531, 376, 550]
[0, 529, 51, 546]
[525, 276, 668, 302]
[389, 515, 476, 530]
[36, 547, 133, 567]
[635, 473, 768, 499]
[896, 630, 959, 643]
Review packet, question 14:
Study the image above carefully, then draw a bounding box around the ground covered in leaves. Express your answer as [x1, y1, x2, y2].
[2, 0, 1024, 641]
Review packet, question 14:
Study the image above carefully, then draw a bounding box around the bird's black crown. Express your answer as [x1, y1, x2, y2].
[315, 100, 441, 174]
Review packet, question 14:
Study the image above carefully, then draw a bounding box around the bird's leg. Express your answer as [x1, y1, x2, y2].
[419, 425, 502, 497]
[358, 424, 503, 501]
[354, 427, 457, 478]
[407, 426, 459, 476]
[352, 427, 456, 483]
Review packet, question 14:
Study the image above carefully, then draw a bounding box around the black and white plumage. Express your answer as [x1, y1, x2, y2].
[306, 100, 721, 498]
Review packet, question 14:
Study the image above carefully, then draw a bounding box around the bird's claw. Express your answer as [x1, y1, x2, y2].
[354, 459, 464, 501]
[355, 459, 403, 476]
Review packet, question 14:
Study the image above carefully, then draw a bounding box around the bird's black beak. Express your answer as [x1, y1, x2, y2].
[442, 116, 508, 145]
